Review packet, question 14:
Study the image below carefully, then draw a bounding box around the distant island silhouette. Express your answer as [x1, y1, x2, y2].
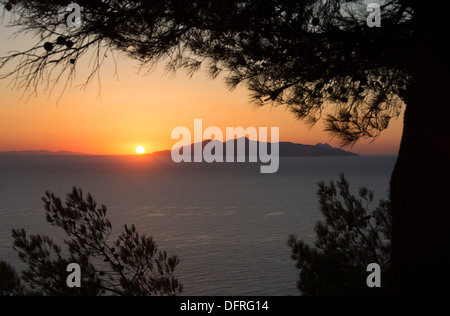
[0, 139, 359, 157]
[0, 150, 90, 156]
[152, 137, 359, 157]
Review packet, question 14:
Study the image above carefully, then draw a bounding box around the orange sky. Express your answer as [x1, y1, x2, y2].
[0, 23, 403, 156]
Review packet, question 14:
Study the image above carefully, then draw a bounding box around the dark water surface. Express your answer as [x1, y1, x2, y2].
[0, 155, 396, 295]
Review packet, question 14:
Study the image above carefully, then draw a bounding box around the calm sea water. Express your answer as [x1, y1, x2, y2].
[0, 155, 396, 296]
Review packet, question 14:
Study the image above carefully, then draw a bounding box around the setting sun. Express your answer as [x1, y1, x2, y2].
[136, 146, 146, 155]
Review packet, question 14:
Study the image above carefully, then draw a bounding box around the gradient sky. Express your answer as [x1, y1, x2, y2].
[0, 22, 403, 156]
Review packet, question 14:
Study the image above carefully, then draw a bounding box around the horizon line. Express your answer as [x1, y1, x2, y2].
[0, 138, 347, 156]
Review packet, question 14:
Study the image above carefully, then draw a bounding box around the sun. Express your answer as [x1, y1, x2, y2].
[136, 146, 146, 155]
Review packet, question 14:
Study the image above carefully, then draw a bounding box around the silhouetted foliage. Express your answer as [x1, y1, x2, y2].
[288, 175, 392, 296]
[0, 0, 414, 143]
[0, 259, 25, 296]
[11, 187, 183, 296]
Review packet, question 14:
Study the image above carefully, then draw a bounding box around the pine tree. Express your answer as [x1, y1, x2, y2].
[288, 175, 392, 296]
[11, 187, 183, 296]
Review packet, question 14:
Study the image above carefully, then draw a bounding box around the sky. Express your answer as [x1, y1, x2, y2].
[0, 21, 404, 156]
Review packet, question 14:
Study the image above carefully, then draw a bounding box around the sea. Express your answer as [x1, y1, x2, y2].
[0, 155, 397, 296]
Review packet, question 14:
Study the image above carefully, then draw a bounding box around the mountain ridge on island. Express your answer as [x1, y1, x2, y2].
[151, 137, 359, 157]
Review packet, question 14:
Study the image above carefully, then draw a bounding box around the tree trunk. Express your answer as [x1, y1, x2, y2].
[390, 3, 450, 295]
